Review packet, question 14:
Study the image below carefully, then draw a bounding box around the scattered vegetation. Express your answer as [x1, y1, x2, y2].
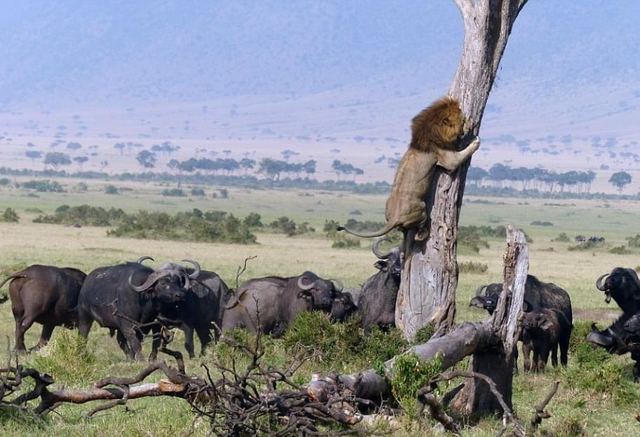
[388, 353, 443, 417]
[34, 204, 126, 226]
[459, 261, 489, 274]
[568, 240, 604, 251]
[626, 234, 640, 248]
[1, 208, 19, 223]
[530, 220, 554, 226]
[162, 188, 186, 197]
[609, 245, 631, 255]
[104, 184, 119, 194]
[20, 180, 65, 192]
[553, 232, 571, 242]
[268, 216, 315, 237]
[331, 233, 361, 249]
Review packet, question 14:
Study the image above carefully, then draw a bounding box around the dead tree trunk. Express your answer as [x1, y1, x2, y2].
[340, 227, 527, 416]
[395, 0, 529, 340]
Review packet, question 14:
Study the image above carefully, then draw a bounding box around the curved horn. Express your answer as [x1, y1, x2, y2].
[128, 270, 170, 292]
[475, 285, 488, 297]
[330, 278, 344, 292]
[136, 255, 154, 264]
[181, 259, 201, 279]
[372, 237, 392, 259]
[297, 276, 314, 291]
[595, 273, 609, 291]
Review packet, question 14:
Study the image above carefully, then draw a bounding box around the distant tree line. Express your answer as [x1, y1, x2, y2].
[467, 164, 597, 194]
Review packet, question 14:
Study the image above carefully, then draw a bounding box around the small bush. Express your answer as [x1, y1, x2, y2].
[389, 353, 443, 417]
[190, 187, 205, 196]
[459, 261, 488, 274]
[413, 322, 436, 345]
[530, 220, 554, 226]
[76, 182, 88, 191]
[568, 241, 603, 251]
[34, 204, 126, 226]
[349, 210, 362, 215]
[626, 234, 640, 248]
[1, 208, 19, 223]
[553, 232, 570, 242]
[610, 245, 630, 255]
[331, 233, 361, 249]
[220, 189, 229, 198]
[269, 216, 315, 237]
[0, 178, 10, 186]
[104, 184, 119, 194]
[21, 180, 65, 192]
[243, 212, 263, 228]
[162, 188, 186, 197]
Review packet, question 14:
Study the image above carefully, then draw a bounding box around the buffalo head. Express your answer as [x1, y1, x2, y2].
[372, 237, 401, 277]
[330, 292, 357, 322]
[469, 283, 502, 314]
[129, 259, 201, 303]
[297, 272, 343, 311]
[595, 268, 640, 312]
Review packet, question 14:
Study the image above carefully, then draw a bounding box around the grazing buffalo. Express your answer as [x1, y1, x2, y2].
[330, 292, 358, 322]
[222, 271, 341, 336]
[588, 236, 605, 244]
[470, 275, 573, 371]
[357, 237, 401, 332]
[574, 235, 586, 245]
[78, 259, 201, 360]
[521, 308, 571, 372]
[0, 265, 86, 352]
[157, 268, 231, 358]
[588, 268, 640, 379]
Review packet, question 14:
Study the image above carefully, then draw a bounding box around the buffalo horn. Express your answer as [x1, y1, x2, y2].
[181, 259, 201, 279]
[136, 255, 154, 264]
[297, 276, 315, 291]
[330, 278, 344, 292]
[475, 285, 488, 297]
[129, 269, 171, 292]
[372, 237, 392, 259]
[595, 273, 608, 291]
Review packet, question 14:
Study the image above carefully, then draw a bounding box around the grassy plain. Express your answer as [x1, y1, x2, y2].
[0, 178, 639, 436]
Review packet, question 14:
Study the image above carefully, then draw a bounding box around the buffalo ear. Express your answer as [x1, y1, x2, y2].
[374, 260, 387, 271]
[191, 282, 210, 298]
[297, 290, 313, 301]
[522, 300, 533, 312]
[469, 296, 486, 308]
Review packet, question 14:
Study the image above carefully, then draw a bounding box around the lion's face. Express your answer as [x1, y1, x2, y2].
[437, 106, 465, 147]
[410, 97, 465, 151]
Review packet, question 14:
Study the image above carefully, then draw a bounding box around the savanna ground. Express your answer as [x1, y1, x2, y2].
[0, 177, 639, 436]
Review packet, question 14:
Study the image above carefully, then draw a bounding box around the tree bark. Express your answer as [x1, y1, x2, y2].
[395, 0, 529, 340]
[451, 225, 528, 415]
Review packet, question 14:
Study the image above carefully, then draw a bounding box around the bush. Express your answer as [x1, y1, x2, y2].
[389, 352, 443, 417]
[568, 240, 603, 251]
[220, 189, 229, 198]
[0, 178, 10, 186]
[243, 212, 263, 228]
[21, 180, 65, 192]
[413, 322, 436, 345]
[459, 261, 488, 274]
[553, 232, 570, 242]
[32, 331, 96, 386]
[530, 220, 554, 226]
[190, 187, 205, 196]
[1, 208, 19, 223]
[610, 245, 630, 255]
[34, 204, 126, 226]
[162, 188, 186, 197]
[269, 216, 315, 237]
[626, 234, 640, 248]
[108, 208, 257, 244]
[331, 233, 361, 249]
[104, 184, 119, 194]
[76, 182, 88, 191]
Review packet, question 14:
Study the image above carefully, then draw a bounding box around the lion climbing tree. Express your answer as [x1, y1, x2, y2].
[396, 0, 530, 340]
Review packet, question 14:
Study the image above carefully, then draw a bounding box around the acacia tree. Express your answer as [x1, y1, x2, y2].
[608, 171, 632, 193]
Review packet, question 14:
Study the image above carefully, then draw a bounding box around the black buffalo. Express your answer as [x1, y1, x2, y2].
[157, 268, 231, 358]
[357, 237, 401, 332]
[588, 268, 640, 379]
[521, 308, 571, 372]
[470, 274, 573, 372]
[330, 292, 358, 322]
[221, 271, 341, 336]
[78, 259, 201, 360]
[0, 265, 86, 352]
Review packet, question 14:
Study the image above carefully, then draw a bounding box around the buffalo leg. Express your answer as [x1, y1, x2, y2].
[538, 345, 550, 372]
[34, 324, 55, 350]
[149, 326, 160, 361]
[522, 342, 532, 372]
[550, 343, 558, 368]
[115, 330, 130, 355]
[120, 326, 143, 361]
[559, 330, 571, 366]
[78, 310, 93, 339]
[183, 326, 196, 359]
[14, 316, 36, 353]
[531, 347, 540, 372]
[196, 325, 212, 357]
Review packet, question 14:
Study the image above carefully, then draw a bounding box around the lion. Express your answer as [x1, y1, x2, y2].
[338, 97, 480, 256]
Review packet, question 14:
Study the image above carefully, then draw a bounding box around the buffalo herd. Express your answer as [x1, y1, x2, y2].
[1, 241, 639, 380]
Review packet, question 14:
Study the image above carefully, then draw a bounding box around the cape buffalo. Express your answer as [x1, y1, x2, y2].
[221, 271, 341, 336]
[78, 259, 201, 360]
[588, 268, 640, 379]
[0, 265, 86, 352]
[521, 308, 571, 372]
[357, 237, 401, 332]
[330, 292, 358, 322]
[470, 274, 573, 371]
[157, 268, 231, 358]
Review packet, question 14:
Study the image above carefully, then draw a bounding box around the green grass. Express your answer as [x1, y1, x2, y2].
[1, 179, 640, 435]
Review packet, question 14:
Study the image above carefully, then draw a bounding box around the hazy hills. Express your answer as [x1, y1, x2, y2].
[1, 1, 639, 190]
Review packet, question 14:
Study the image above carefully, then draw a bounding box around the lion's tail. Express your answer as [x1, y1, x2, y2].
[336, 221, 397, 239]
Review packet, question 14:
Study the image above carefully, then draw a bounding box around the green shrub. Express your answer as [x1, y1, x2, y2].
[553, 232, 570, 242]
[530, 220, 554, 226]
[568, 240, 603, 251]
[627, 234, 640, 248]
[162, 188, 186, 197]
[459, 261, 488, 274]
[413, 322, 436, 345]
[220, 188, 229, 198]
[104, 184, 119, 194]
[0, 178, 10, 186]
[76, 182, 88, 191]
[269, 216, 315, 237]
[34, 204, 126, 226]
[21, 180, 65, 192]
[331, 233, 361, 249]
[190, 187, 205, 196]
[610, 245, 630, 255]
[1, 208, 19, 223]
[389, 352, 443, 417]
[243, 212, 263, 228]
